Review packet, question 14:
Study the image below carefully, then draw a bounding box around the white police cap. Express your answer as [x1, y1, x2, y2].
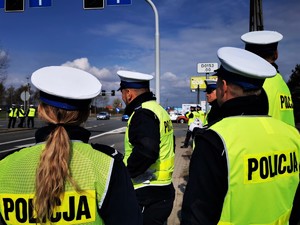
[31, 66, 101, 110]
[216, 47, 277, 89]
[204, 79, 217, 92]
[117, 70, 153, 90]
[241, 30, 283, 45]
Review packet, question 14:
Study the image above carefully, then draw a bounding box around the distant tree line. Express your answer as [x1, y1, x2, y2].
[287, 64, 300, 126]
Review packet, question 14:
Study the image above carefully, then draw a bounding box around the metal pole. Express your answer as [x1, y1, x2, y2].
[145, 0, 160, 104]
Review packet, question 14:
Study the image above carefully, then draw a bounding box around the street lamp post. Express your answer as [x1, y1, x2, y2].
[145, 0, 160, 104]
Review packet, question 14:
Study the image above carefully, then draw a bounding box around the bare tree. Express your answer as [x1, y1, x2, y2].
[0, 48, 9, 83]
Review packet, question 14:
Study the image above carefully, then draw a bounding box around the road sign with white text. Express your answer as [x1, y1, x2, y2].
[29, 0, 51, 7]
[197, 63, 218, 74]
[107, 0, 131, 6]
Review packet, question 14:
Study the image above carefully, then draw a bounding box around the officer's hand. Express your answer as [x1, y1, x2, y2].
[189, 118, 203, 132]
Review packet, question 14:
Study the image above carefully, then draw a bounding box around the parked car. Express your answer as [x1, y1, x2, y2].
[176, 114, 188, 124]
[96, 112, 110, 120]
[169, 112, 188, 123]
[122, 114, 129, 122]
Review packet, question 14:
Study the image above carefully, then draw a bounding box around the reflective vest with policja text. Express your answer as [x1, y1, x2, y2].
[0, 142, 114, 225]
[263, 73, 295, 126]
[209, 116, 300, 225]
[124, 100, 175, 189]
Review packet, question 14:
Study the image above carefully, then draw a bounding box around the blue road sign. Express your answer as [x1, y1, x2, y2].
[0, 0, 4, 8]
[107, 0, 131, 6]
[29, 0, 51, 7]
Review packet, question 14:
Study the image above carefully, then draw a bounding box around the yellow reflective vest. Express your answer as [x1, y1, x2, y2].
[8, 108, 18, 118]
[263, 73, 295, 126]
[0, 142, 114, 225]
[124, 100, 175, 189]
[27, 108, 36, 117]
[210, 116, 300, 225]
[18, 108, 25, 118]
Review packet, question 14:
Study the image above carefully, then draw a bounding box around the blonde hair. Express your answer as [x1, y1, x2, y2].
[34, 102, 89, 223]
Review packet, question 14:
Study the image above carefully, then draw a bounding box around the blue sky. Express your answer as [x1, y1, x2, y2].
[0, 0, 299, 108]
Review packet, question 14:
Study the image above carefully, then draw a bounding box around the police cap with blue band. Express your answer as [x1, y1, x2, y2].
[216, 47, 277, 90]
[241, 30, 283, 57]
[117, 70, 153, 91]
[31, 66, 101, 110]
[204, 79, 217, 93]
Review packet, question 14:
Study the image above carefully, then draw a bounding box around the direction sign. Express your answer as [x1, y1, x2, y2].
[190, 75, 218, 90]
[190, 76, 206, 90]
[107, 0, 131, 6]
[29, 0, 51, 7]
[197, 62, 218, 74]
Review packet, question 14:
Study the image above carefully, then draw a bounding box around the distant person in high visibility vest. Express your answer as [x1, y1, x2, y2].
[27, 104, 36, 128]
[17, 104, 25, 128]
[181, 106, 197, 148]
[195, 105, 205, 123]
[7, 104, 18, 128]
[241, 30, 295, 126]
[181, 47, 300, 225]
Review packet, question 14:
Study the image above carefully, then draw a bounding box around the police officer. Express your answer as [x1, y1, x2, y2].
[202, 78, 221, 125]
[181, 106, 197, 148]
[241, 30, 295, 126]
[26, 104, 36, 128]
[181, 47, 300, 225]
[195, 105, 205, 123]
[7, 104, 18, 128]
[0, 66, 142, 225]
[116, 70, 175, 225]
[17, 104, 25, 128]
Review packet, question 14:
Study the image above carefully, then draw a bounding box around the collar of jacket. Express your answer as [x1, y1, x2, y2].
[35, 125, 91, 143]
[124, 92, 156, 116]
[219, 95, 268, 119]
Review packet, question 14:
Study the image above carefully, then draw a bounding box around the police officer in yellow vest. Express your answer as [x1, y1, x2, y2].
[0, 66, 142, 225]
[181, 47, 300, 225]
[116, 70, 175, 225]
[26, 104, 36, 128]
[7, 104, 18, 128]
[241, 30, 295, 126]
[195, 105, 205, 122]
[17, 104, 25, 128]
[181, 106, 197, 148]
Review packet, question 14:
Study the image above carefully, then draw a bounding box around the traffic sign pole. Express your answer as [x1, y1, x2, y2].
[145, 0, 160, 104]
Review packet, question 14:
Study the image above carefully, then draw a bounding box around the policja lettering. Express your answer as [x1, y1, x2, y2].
[280, 94, 293, 109]
[246, 150, 298, 183]
[0, 191, 96, 224]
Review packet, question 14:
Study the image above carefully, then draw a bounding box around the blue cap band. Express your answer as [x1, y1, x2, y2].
[118, 80, 150, 90]
[40, 91, 91, 110]
[216, 66, 264, 90]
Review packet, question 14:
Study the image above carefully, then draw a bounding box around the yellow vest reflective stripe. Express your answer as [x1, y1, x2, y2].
[124, 100, 175, 189]
[263, 73, 295, 126]
[210, 116, 300, 225]
[28, 108, 36, 117]
[9, 108, 18, 117]
[0, 142, 113, 225]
